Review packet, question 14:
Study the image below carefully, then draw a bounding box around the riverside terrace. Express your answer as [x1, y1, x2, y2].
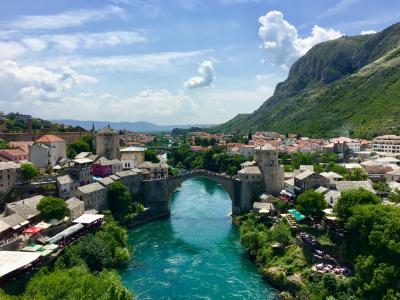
[0, 214, 104, 283]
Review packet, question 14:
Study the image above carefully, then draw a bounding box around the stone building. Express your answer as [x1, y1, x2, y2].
[4, 195, 43, 222]
[294, 170, 330, 194]
[66, 197, 85, 220]
[72, 182, 107, 212]
[238, 166, 264, 210]
[95, 127, 120, 160]
[254, 143, 284, 195]
[138, 162, 168, 179]
[115, 170, 142, 195]
[0, 161, 21, 195]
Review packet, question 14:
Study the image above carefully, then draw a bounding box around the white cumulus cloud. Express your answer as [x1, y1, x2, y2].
[0, 60, 96, 102]
[8, 88, 199, 124]
[361, 30, 376, 35]
[184, 60, 215, 89]
[258, 10, 342, 67]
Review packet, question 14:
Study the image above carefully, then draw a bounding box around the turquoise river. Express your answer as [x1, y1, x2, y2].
[120, 177, 278, 299]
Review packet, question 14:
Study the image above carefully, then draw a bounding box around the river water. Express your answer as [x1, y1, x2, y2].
[120, 177, 277, 299]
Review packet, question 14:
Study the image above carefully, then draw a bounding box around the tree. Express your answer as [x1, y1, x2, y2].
[20, 163, 39, 182]
[248, 131, 252, 141]
[388, 189, 400, 203]
[344, 168, 368, 181]
[291, 152, 314, 169]
[372, 181, 390, 193]
[296, 190, 326, 218]
[23, 266, 133, 300]
[37, 196, 68, 221]
[107, 181, 131, 222]
[67, 140, 90, 159]
[144, 149, 160, 163]
[194, 136, 202, 146]
[0, 139, 9, 149]
[334, 188, 380, 221]
[270, 223, 292, 247]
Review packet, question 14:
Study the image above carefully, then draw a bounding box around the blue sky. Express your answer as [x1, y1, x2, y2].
[0, 0, 399, 125]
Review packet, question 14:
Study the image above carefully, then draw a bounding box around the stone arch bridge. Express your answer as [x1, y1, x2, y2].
[141, 170, 246, 218]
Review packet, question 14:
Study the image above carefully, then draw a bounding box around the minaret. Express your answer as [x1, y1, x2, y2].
[91, 123, 96, 152]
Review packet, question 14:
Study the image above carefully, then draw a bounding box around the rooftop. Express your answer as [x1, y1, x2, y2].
[238, 166, 261, 175]
[115, 170, 135, 178]
[120, 146, 147, 153]
[320, 171, 343, 179]
[57, 175, 73, 185]
[335, 181, 375, 193]
[66, 197, 83, 209]
[138, 161, 168, 169]
[240, 160, 256, 167]
[77, 182, 105, 194]
[75, 152, 91, 159]
[0, 251, 42, 278]
[0, 213, 28, 228]
[73, 158, 93, 164]
[6, 196, 43, 220]
[0, 148, 27, 156]
[0, 220, 11, 234]
[0, 161, 20, 170]
[97, 176, 115, 186]
[73, 213, 104, 224]
[35, 135, 64, 143]
[373, 135, 400, 140]
[295, 170, 315, 180]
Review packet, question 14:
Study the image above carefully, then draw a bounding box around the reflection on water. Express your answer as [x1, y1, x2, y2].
[120, 177, 277, 300]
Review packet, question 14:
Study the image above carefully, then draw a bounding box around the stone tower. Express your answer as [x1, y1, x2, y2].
[254, 143, 284, 195]
[95, 126, 120, 160]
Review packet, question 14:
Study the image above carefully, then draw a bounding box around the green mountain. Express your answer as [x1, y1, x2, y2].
[214, 22, 400, 139]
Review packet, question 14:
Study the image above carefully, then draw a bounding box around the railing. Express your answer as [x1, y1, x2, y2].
[141, 169, 237, 182]
[169, 169, 234, 180]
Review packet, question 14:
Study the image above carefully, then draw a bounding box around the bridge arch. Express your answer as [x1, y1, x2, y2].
[167, 171, 237, 203]
[140, 170, 246, 217]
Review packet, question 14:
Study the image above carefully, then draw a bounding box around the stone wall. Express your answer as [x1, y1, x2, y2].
[0, 132, 87, 146]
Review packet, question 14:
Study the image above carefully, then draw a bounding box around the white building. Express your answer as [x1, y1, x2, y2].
[372, 135, 400, 154]
[57, 175, 80, 199]
[120, 146, 146, 170]
[29, 135, 66, 168]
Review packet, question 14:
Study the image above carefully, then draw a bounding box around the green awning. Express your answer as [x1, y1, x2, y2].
[288, 209, 305, 221]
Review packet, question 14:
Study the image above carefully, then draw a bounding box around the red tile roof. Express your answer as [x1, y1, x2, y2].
[35, 135, 64, 143]
[0, 148, 27, 156]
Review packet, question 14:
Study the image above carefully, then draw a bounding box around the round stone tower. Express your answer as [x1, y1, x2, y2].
[95, 126, 120, 160]
[254, 143, 284, 195]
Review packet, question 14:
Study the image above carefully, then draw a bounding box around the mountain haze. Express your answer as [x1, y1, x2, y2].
[214, 22, 400, 139]
[53, 120, 213, 132]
